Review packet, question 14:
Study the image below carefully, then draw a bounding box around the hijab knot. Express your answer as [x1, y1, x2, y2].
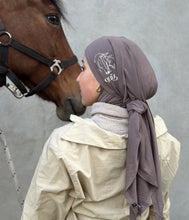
[127, 100, 148, 115]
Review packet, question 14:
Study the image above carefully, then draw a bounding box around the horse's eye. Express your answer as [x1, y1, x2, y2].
[46, 14, 60, 25]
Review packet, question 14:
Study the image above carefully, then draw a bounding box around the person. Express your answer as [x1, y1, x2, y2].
[21, 36, 180, 220]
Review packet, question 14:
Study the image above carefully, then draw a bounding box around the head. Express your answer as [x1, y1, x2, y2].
[83, 36, 158, 107]
[0, 0, 85, 121]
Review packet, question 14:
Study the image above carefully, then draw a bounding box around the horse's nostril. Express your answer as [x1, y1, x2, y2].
[65, 96, 86, 116]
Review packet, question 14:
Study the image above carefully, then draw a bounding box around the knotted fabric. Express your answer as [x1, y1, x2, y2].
[85, 36, 163, 219]
[126, 100, 163, 219]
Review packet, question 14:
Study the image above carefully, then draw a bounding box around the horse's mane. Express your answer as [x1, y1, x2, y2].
[50, 0, 67, 21]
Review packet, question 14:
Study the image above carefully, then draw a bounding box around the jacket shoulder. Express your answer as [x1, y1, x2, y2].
[154, 115, 180, 191]
[154, 115, 180, 146]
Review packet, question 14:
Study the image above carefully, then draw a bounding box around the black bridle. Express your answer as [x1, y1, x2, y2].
[0, 18, 78, 98]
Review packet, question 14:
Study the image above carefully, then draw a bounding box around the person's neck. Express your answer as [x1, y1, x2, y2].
[90, 102, 128, 135]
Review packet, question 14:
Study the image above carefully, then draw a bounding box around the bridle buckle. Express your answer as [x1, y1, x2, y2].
[6, 83, 24, 99]
[0, 31, 12, 46]
[50, 59, 63, 75]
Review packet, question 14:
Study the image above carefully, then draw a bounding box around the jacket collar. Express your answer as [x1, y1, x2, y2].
[60, 115, 127, 150]
[60, 115, 166, 149]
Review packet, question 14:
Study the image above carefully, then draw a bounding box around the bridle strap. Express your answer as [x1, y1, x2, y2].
[10, 39, 78, 70]
[10, 39, 54, 67]
[25, 71, 58, 97]
[0, 18, 78, 98]
[6, 69, 28, 94]
[0, 19, 9, 69]
[0, 19, 8, 84]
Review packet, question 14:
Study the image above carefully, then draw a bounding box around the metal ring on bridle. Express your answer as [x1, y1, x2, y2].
[50, 59, 63, 75]
[0, 31, 12, 46]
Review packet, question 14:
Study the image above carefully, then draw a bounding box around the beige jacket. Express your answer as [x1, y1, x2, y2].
[22, 115, 180, 220]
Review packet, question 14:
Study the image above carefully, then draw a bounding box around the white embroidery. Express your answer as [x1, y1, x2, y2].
[104, 74, 118, 83]
[94, 52, 118, 83]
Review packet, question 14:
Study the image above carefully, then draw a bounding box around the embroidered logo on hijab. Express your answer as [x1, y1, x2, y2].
[94, 52, 118, 83]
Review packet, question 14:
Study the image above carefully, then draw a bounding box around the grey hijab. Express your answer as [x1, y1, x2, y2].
[85, 36, 163, 219]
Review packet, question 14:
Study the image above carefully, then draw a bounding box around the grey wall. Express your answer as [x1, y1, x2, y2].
[0, 0, 188, 219]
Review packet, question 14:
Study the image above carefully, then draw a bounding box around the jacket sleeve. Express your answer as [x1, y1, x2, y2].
[21, 136, 74, 220]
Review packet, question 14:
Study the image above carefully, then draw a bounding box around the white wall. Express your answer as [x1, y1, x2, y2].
[0, 0, 188, 219]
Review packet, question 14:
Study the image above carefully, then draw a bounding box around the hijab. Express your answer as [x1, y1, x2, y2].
[85, 36, 163, 219]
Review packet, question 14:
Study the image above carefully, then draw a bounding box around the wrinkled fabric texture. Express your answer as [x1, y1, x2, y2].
[85, 36, 163, 219]
[91, 102, 129, 135]
[21, 106, 180, 220]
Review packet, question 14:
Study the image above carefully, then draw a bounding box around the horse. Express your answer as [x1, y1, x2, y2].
[0, 0, 86, 121]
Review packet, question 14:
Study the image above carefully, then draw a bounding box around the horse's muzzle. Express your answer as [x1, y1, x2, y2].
[56, 95, 86, 121]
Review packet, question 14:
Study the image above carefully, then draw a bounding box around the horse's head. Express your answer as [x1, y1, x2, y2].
[0, 0, 86, 121]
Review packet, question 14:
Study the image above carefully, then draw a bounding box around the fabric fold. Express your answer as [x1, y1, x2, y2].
[126, 99, 163, 219]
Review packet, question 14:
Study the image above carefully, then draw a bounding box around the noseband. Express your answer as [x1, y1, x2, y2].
[0, 18, 78, 98]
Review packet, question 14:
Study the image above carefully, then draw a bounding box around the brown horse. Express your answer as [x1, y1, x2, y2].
[0, 0, 85, 121]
